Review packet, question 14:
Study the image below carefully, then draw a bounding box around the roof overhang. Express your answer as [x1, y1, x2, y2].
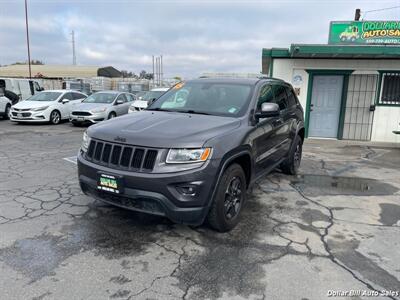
[262, 44, 400, 59]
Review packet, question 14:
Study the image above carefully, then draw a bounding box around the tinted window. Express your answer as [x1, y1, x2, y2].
[273, 85, 288, 110]
[116, 94, 127, 102]
[72, 92, 85, 100]
[62, 93, 74, 101]
[257, 84, 274, 110]
[142, 91, 165, 101]
[285, 87, 297, 108]
[148, 82, 252, 117]
[125, 94, 135, 102]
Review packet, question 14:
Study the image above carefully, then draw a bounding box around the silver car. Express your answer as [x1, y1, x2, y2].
[70, 91, 135, 125]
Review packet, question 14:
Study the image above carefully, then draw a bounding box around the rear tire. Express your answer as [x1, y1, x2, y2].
[49, 110, 61, 125]
[108, 112, 116, 119]
[280, 135, 303, 175]
[207, 163, 246, 232]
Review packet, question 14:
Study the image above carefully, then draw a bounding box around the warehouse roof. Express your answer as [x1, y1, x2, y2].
[0, 64, 121, 78]
[262, 44, 400, 59]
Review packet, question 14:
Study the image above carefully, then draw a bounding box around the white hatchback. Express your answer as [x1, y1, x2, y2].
[10, 90, 87, 124]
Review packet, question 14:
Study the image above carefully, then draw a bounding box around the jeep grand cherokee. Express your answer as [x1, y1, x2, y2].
[77, 77, 304, 232]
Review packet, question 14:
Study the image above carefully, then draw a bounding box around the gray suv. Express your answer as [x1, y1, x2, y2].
[77, 78, 304, 232]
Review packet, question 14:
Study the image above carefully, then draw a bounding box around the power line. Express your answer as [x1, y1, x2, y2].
[363, 5, 400, 14]
[362, 5, 400, 19]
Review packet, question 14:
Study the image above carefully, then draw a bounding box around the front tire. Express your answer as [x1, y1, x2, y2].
[280, 135, 303, 175]
[207, 163, 246, 232]
[49, 110, 61, 125]
[3, 104, 11, 120]
[108, 112, 116, 119]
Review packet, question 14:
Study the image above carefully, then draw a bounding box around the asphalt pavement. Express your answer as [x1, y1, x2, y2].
[0, 120, 399, 300]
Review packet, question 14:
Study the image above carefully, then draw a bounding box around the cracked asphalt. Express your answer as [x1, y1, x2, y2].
[0, 120, 399, 300]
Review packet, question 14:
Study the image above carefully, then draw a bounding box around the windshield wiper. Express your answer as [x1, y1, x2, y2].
[146, 108, 173, 112]
[176, 110, 211, 115]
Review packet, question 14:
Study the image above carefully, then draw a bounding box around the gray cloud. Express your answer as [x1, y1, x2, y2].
[1, 0, 399, 78]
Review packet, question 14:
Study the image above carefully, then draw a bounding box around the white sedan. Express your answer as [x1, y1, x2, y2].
[128, 88, 169, 113]
[10, 90, 87, 124]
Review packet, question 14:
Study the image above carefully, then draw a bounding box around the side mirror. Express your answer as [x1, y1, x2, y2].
[115, 99, 124, 105]
[62, 99, 70, 104]
[255, 103, 280, 119]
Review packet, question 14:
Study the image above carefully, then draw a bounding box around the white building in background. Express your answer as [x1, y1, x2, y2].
[263, 30, 400, 144]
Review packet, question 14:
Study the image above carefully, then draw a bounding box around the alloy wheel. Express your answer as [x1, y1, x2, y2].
[293, 142, 302, 169]
[51, 111, 60, 124]
[224, 176, 242, 220]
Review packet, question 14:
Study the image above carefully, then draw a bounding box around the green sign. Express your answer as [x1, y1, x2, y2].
[329, 21, 400, 44]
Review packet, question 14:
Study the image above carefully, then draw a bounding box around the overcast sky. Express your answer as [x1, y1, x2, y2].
[0, 0, 399, 78]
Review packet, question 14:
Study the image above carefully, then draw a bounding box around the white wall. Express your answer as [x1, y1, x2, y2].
[272, 58, 400, 143]
[371, 107, 400, 143]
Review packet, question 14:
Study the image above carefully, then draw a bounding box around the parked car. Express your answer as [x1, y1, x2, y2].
[0, 80, 11, 119]
[0, 95, 12, 120]
[128, 87, 169, 113]
[77, 77, 304, 232]
[0, 78, 44, 101]
[70, 91, 135, 125]
[10, 90, 87, 124]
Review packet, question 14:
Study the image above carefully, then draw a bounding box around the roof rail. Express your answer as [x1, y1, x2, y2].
[199, 73, 285, 81]
[200, 73, 268, 79]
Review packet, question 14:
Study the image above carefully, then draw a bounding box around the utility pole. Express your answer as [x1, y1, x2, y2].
[151, 55, 164, 87]
[160, 55, 163, 86]
[152, 55, 155, 87]
[24, 0, 32, 78]
[71, 30, 76, 65]
[156, 57, 160, 86]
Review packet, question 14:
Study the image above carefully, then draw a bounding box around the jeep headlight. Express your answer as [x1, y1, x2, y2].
[31, 106, 49, 111]
[166, 148, 211, 164]
[81, 131, 91, 152]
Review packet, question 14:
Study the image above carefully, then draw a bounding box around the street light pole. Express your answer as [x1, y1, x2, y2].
[24, 0, 32, 78]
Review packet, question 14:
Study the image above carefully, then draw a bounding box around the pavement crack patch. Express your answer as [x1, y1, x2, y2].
[290, 183, 397, 300]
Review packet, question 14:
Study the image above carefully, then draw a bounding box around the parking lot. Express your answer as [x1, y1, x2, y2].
[0, 120, 399, 299]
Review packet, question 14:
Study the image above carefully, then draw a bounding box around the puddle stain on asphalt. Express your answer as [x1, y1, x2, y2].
[379, 203, 400, 226]
[327, 239, 400, 293]
[0, 175, 398, 298]
[0, 205, 172, 283]
[290, 174, 399, 196]
[0, 194, 320, 299]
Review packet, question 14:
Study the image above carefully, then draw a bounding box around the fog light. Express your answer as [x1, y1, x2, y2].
[176, 185, 198, 196]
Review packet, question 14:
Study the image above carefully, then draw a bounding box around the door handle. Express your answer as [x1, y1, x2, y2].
[310, 103, 314, 112]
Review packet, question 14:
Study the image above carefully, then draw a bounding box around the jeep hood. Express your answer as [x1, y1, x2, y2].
[88, 111, 241, 148]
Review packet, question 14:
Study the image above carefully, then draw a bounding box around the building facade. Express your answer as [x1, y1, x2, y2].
[262, 44, 400, 143]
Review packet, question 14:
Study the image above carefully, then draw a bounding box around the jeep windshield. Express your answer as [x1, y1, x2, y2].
[142, 91, 165, 101]
[83, 93, 116, 104]
[147, 82, 253, 117]
[26, 92, 61, 101]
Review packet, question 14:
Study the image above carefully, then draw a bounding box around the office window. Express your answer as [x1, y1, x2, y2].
[379, 72, 400, 106]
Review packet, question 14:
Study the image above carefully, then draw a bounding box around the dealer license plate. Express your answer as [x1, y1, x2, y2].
[97, 174, 123, 194]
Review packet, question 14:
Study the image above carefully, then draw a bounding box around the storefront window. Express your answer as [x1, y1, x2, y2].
[379, 73, 400, 106]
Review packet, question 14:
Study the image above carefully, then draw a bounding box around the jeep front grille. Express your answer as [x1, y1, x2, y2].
[85, 139, 158, 172]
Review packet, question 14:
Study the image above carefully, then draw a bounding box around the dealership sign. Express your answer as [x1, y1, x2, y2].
[329, 21, 400, 45]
